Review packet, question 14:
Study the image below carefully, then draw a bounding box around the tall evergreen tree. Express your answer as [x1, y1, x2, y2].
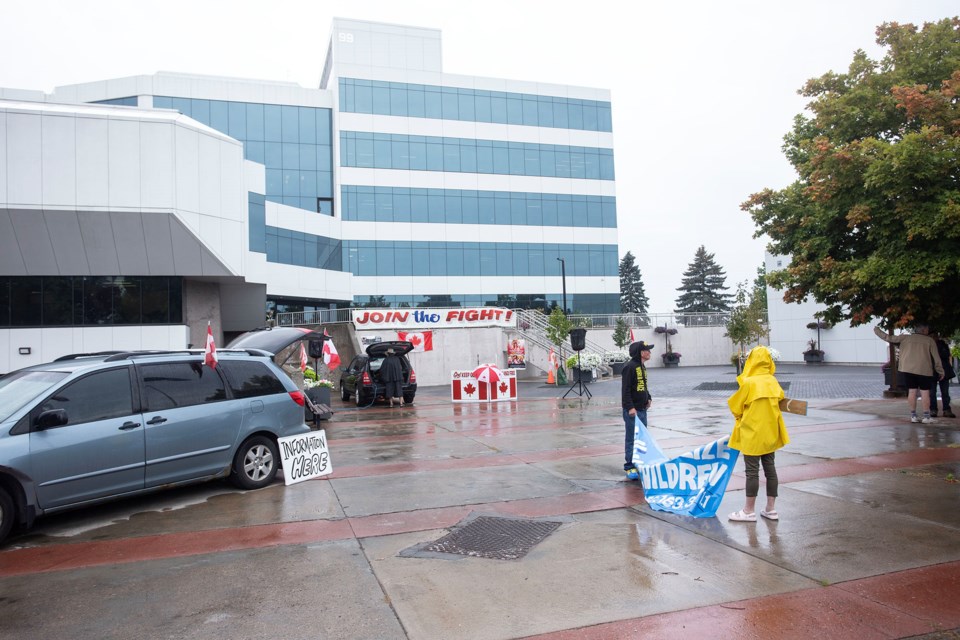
[751, 264, 768, 310]
[674, 245, 733, 314]
[619, 251, 649, 314]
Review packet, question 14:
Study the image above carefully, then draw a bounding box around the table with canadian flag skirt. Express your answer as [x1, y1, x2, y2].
[451, 365, 518, 403]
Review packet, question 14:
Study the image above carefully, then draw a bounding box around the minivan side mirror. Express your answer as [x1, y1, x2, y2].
[36, 409, 68, 430]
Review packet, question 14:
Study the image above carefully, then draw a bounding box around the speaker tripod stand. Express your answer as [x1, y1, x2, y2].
[562, 351, 593, 399]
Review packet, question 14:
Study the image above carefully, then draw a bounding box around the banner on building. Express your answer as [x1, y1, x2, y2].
[507, 338, 526, 369]
[397, 330, 434, 352]
[631, 417, 739, 518]
[353, 307, 515, 330]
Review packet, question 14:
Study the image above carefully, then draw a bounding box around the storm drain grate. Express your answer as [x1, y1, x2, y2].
[422, 516, 562, 561]
[695, 381, 791, 391]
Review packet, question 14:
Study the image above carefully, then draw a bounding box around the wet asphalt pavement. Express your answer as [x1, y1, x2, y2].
[1, 364, 959, 639]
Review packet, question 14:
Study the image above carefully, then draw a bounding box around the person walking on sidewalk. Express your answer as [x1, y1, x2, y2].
[727, 346, 790, 523]
[874, 324, 944, 423]
[621, 340, 653, 481]
[929, 330, 955, 418]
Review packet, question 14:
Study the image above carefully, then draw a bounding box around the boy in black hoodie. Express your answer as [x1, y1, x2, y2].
[621, 341, 654, 480]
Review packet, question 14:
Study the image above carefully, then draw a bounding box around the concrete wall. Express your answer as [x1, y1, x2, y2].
[353, 324, 741, 387]
[183, 280, 221, 348]
[0, 325, 190, 374]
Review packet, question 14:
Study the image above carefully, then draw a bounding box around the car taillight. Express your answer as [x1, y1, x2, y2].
[409, 369, 416, 384]
[361, 371, 372, 386]
[289, 390, 306, 406]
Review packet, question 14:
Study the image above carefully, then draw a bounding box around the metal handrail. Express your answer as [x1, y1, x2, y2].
[514, 309, 610, 365]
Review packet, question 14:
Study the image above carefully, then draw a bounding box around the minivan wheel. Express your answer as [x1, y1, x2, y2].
[340, 383, 349, 401]
[356, 387, 365, 407]
[230, 436, 279, 490]
[0, 487, 14, 544]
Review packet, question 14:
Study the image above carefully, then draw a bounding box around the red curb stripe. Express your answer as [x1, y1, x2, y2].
[0, 518, 354, 577]
[523, 560, 960, 640]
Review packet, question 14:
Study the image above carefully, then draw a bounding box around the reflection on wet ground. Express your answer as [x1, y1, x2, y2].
[4, 367, 960, 640]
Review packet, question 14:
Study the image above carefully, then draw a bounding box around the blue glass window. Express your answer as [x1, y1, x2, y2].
[155, 97, 334, 216]
[340, 186, 616, 228]
[338, 78, 613, 132]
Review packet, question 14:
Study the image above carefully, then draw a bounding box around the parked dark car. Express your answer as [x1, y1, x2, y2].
[339, 341, 417, 407]
[0, 348, 312, 545]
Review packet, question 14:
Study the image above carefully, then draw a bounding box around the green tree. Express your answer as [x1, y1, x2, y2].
[725, 281, 769, 363]
[545, 306, 573, 356]
[742, 18, 960, 334]
[674, 245, 733, 316]
[619, 252, 649, 314]
[612, 316, 631, 349]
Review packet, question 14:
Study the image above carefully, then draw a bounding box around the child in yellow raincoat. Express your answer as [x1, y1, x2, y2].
[727, 346, 790, 522]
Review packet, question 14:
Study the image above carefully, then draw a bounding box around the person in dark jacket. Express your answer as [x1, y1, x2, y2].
[380, 348, 405, 407]
[620, 341, 654, 480]
[930, 331, 956, 418]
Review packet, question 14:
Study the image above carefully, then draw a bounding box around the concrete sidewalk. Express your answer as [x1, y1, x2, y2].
[1, 366, 959, 639]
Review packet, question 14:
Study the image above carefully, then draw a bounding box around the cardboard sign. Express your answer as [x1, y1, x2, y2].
[779, 398, 808, 416]
[278, 430, 332, 485]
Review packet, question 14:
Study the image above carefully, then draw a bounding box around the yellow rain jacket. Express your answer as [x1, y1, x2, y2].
[728, 346, 790, 455]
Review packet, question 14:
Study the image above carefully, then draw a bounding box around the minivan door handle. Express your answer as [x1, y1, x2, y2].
[119, 421, 141, 431]
[146, 416, 167, 425]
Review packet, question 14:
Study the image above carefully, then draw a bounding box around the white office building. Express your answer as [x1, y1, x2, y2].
[0, 19, 620, 372]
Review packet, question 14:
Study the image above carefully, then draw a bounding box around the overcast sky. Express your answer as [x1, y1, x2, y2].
[2, 0, 956, 311]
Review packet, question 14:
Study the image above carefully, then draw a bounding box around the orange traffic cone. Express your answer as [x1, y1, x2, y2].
[547, 366, 555, 385]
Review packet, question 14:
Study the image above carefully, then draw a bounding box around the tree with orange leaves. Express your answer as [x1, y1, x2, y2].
[742, 17, 960, 335]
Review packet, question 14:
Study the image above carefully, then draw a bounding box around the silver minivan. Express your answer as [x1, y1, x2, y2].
[0, 348, 312, 544]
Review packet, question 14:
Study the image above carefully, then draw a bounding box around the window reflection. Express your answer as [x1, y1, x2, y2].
[152, 96, 334, 217]
[0, 277, 182, 328]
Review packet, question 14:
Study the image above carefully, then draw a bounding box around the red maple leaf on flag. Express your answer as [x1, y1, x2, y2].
[409, 334, 422, 347]
[464, 383, 476, 395]
[499, 382, 508, 393]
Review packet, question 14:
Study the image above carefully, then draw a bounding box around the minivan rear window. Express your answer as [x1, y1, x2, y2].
[220, 361, 286, 399]
[0, 370, 69, 423]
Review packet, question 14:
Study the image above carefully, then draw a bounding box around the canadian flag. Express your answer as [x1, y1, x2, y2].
[299, 342, 308, 372]
[630, 328, 639, 343]
[204, 321, 218, 370]
[322, 329, 341, 370]
[451, 377, 479, 401]
[548, 348, 557, 369]
[397, 331, 433, 352]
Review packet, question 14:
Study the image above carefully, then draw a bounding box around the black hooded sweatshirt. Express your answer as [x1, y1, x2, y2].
[621, 342, 652, 412]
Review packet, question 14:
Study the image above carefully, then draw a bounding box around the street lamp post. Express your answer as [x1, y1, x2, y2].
[557, 257, 567, 314]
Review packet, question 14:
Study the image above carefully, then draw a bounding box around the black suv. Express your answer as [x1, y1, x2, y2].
[339, 341, 417, 407]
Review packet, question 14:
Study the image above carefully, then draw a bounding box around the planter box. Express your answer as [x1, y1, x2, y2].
[610, 362, 627, 376]
[572, 368, 593, 384]
[803, 353, 824, 363]
[661, 355, 681, 367]
[883, 370, 907, 387]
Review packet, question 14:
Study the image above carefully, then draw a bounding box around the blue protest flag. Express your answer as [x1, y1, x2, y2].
[633, 417, 740, 518]
[631, 416, 667, 466]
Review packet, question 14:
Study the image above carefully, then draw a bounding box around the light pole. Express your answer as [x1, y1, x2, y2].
[557, 257, 567, 314]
